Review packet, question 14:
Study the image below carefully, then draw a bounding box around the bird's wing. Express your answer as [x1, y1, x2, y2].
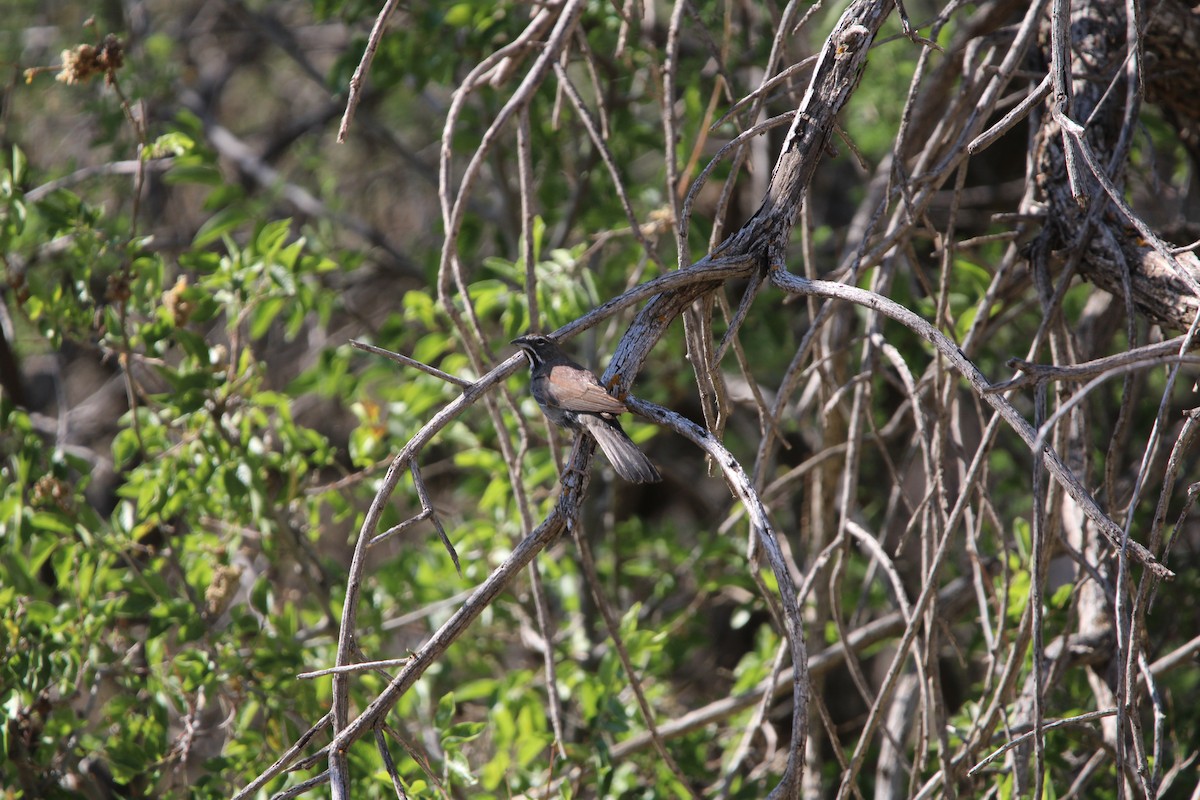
[546, 366, 629, 414]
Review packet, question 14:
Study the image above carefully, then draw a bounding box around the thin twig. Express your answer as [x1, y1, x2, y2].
[337, 0, 404, 142]
[350, 340, 472, 387]
[967, 709, 1118, 776]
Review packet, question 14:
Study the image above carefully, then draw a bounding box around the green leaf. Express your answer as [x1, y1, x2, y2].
[443, 720, 486, 744]
[435, 691, 455, 728]
[173, 650, 213, 692]
[255, 218, 293, 259]
[250, 576, 271, 615]
[29, 511, 73, 535]
[193, 206, 252, 248]
[111, 427, 142, 469]
[147, 132, 195, 158]
[11, 144, 27, 185]
[249, 296, 286, 340]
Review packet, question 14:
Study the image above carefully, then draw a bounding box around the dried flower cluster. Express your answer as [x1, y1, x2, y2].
[56, 33, 124, 85]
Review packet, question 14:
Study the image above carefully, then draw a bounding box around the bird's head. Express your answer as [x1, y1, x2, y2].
[511, 334, 559, 366]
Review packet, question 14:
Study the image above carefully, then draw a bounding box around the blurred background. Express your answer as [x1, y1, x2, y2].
[2, 1, 1198, 798]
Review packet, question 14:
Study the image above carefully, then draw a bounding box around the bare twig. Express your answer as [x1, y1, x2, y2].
[350, 340, 472, 387]
[336, 0, 402, 142]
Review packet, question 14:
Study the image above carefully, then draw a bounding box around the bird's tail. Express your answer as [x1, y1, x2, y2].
[581, 416, 662, 484]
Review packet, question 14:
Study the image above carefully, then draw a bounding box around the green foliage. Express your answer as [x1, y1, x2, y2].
[0, 107, 352, 792]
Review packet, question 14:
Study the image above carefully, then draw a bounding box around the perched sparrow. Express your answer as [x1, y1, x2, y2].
[512, 334, 662, 483]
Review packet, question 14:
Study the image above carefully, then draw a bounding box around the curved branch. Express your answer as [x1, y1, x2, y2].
[626, 397, 810, 799]
[767, 268, 1172, 580]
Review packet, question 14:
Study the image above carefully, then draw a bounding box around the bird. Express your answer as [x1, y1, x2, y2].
[511, 334, 662, 483]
